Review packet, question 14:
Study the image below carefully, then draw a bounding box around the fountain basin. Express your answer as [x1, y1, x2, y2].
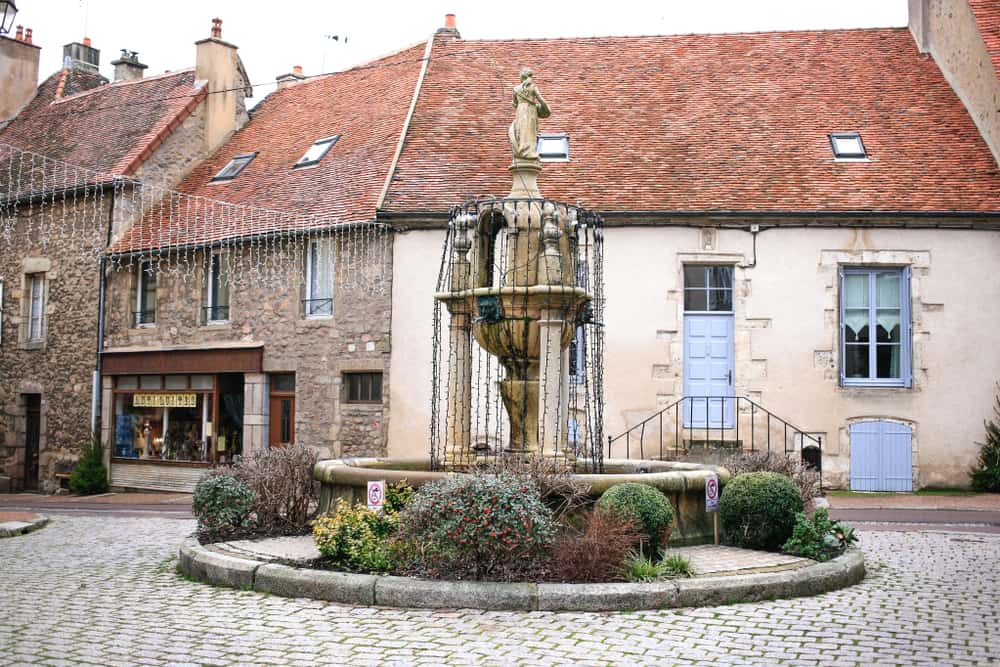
[314, 457, 730, 545]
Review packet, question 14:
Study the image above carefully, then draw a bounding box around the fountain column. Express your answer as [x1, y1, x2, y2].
[445, 214, 473, 464]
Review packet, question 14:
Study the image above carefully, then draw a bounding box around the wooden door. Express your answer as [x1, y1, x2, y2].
[24, 394, 40, 491]
[268, 394, 295, 448]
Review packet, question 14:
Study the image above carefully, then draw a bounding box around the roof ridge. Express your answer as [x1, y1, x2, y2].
[50, 68, 196, 106]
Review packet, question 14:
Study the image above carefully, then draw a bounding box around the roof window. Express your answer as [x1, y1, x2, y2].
[829, 132, 868, 160]
[211, 153, 257, 181]
[295, 135, 341, 168]
[538, 134, 569, 161]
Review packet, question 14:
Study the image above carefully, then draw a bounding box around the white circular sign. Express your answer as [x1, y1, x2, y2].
[367, 482, 384, 506]
[706, 477, 719, 501]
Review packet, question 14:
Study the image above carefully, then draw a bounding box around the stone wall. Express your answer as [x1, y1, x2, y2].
[103, 234, 393, 460]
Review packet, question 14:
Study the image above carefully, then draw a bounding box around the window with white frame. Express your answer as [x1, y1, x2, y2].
[304, 238, 333, 317]
[211, 152, 257, 181]
[568, 260, 588, 383]
[840, 267, 911, 387]
[26, 274, 44, 342]
[135, 261, 157, 326]
[205, 254, 230, 323]
[295, 135, 340, 168]
[537, 133, 569, 161]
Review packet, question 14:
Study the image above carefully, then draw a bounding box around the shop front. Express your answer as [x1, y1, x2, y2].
[100, 344, 265, 491]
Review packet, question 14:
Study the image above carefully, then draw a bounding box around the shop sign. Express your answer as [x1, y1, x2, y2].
[133, 393, 197, 408]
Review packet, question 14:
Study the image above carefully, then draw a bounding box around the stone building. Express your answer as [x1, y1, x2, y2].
[0, 20, 251, 492]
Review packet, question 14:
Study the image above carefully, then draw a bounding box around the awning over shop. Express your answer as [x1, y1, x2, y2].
[101, 344, 264, 375]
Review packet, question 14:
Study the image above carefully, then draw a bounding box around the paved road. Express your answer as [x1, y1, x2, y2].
[1, 515, 997, 666]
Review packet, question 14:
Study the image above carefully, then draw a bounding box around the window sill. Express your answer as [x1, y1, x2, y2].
[132, 323, 157, 330]
[841, 380, 910, 389]
[205, 320, 231, 328]
[20, 339, 46, 351]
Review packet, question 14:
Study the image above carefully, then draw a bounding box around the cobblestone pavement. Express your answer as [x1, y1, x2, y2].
[1, 516, 997, 666]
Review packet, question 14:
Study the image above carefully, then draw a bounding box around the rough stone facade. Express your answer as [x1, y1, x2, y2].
[102, 234, 393, 461]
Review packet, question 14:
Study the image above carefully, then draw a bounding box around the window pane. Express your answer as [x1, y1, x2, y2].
[845, 345, 869, 378]
[876, 272, 900, 308]
[708, 288, 732, 311]
[280, 399, 292, 443]
[876, 344, 901, 379]
[139, 375, 162, 390]
[308, 240, 333, 315]
[372, 373, 383, 401]
[833, 136, 863, 156]
[844, 309, 870, 342]
[117, 376, 138, 390]
[843, 274, 868, 308]
[709, 266, 733, 289]
[271, 374, 295, 392]
[684, 289, 707, 311]
[190, 375, 213, 390]
[684, 266, 706, 288]
[164, 375, 187, 390]
[876, 309, 900, 342]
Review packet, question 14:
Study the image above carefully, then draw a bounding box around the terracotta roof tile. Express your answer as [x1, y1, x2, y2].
[384, 29, 1000, 213]
[0, 69, 203, 178]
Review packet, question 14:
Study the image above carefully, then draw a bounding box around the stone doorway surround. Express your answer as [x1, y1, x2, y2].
[2, 385, 47, 493]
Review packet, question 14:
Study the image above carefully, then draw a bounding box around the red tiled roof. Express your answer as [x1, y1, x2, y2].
[113, 42, 427, 252]
[384, 29, 1000, 213]
[970, 0, 1000, 78]
[0, 69, 204, 178]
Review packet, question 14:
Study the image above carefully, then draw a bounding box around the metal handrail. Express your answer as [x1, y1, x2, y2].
[607, 395, 823, 487]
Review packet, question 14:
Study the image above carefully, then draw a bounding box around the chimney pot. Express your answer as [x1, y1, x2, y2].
[445, 14, 457, 30]
[211, 18, 222, 39]
[24, 28, 32, 45]
[14, 24, 22, 40]
[83, 36, 91, 47]
[293, 65, 303, 75]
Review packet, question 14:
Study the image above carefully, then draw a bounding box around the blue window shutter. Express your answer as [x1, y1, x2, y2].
[838, 266, 846, 386]
[902, 265, 912, 388]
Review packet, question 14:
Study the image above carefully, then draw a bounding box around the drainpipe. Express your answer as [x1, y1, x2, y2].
[91, 182, 117, 436]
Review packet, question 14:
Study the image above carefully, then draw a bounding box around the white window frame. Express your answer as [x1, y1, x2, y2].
[538, 133, 569, 161]
[27, 273, 45, 342]
[294, 135, 340, 168]
[829, 132, 869, 161]
[206, 253, 230, 324]
[305, 238, 334, 318]
[211, 152, 257, 182]
[839, 266, 911, 388]
[135, 261, 156, 327]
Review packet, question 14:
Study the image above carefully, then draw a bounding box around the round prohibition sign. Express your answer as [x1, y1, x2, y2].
[368, 483, 384, 506]
[706, 477, 719, 501]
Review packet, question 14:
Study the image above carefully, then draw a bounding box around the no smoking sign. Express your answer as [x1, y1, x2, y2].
[705, 474, 719, 512]
[367, 480, 386, 512]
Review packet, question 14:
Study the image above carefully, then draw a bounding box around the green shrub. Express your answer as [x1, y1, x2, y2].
[192, 475, 257, 539]
[971, 391, 1000, 492]
[398, 472, 556, 580]
[623, 552, 692, 582]
[783, 508, 858, 562]
[68, 436, 109, 496]
[659, 553, 694, 578]
[718, 471, 803, 551]
[313, 500, 398, 572]
[596, 483, 675, 554]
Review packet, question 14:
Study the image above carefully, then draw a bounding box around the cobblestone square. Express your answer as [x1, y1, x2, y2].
[1, 515, 998, 666]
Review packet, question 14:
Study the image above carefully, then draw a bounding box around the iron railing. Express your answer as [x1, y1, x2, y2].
[608, 395, 822, 487]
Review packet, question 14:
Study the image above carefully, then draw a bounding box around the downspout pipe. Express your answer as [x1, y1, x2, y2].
[91, 181, 118, 437]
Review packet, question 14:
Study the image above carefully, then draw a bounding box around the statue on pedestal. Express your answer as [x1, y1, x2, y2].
[508, 68, 550, 162]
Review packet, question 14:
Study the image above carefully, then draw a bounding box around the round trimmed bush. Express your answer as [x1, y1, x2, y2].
[718, 471, 803, 551]
[596, 483, 675, 554]
[192, 474, 257, 538]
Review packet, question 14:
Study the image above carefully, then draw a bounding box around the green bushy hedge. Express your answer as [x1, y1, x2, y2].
[718, 471, 803, 551]
[596, 482, 675, 554]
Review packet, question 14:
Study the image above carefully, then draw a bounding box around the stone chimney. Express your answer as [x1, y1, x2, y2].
[0, 27, 41, 124]
[111, 49, 147, 82]
[195, 17, 244, 153]
[436, 13, 460, 39]
[276, 65, 306, 90]
[63, 37, 100, 72]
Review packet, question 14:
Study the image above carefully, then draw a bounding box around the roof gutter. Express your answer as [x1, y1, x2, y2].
[375, 32, 435, 210]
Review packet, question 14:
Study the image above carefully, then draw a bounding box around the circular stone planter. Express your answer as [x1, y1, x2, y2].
[0, 512, 49, 538]
[177, 537, 865, 612]
[313, 457, 731, 544]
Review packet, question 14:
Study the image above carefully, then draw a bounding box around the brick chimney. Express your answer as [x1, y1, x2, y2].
[0, 27, 41, 124]
[436, 13, 460, 39]
[111, 49, 147, 82]
[195, 17, 245, 153]
[63, 37, 100, 72]
[276, 64, 306, 90]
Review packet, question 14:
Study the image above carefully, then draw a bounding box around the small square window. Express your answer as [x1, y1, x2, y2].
[538, 134, 569, 161]
[344, 372, 382, 403]
[829, 133, 867, 160]
[211, 153, 257, 181]
[295, 135, 340, 168]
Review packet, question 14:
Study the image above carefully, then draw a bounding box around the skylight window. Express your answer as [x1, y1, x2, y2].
[295, 135, 341, 168]
[211, 153, 257, 181]
[538, 134, 569, 161]
[829, 132, 868, 160]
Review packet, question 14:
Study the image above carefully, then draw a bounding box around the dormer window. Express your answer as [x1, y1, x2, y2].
[829, 132, 868, 160]
[211, 153, 257, 181]
[538, 133, 569, 161]
[295, 135, 341, 168]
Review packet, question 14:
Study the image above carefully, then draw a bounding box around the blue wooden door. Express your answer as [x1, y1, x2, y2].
[850, 421, 913, 491]
[683, 314, 734, 428]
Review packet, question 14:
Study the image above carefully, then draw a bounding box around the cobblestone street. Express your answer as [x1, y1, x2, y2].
[1, 515, 997, 666]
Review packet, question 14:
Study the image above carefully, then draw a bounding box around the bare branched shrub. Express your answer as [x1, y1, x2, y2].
[723, 452, 820, 513]
[479, 455, 592, 521]
[546, 509, 641, 582]
[210, 444, 319, 534]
